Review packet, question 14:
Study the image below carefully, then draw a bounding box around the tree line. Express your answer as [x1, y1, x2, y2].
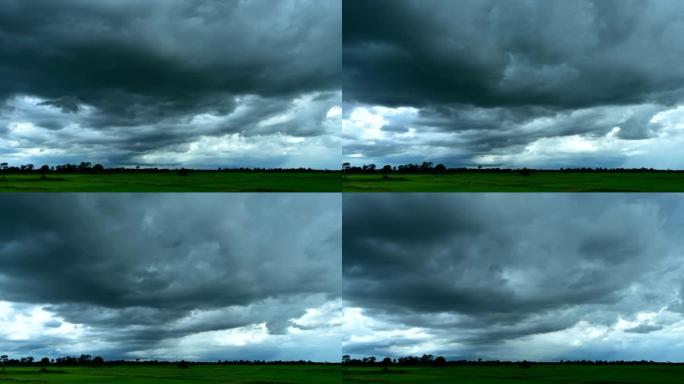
[0, 354, 104, 367]
[343, 354, 447, 367]
[0, 162, 336, 175]
[342, 354, 684, 367]
[342, 162, 684, 174]
[0, 354, 336, 368]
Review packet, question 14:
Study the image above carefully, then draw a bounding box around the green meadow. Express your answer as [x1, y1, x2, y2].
[0, 172, 341, 192]
[343, 172, 684, 192]
[0, 365, 341, 384]
[342, 365, 684, 383]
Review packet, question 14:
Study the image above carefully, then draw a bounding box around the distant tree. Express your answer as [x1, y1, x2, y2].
[78, 354, 92, 364]
[92, 164, 104, 172]
[92, 356, 104, 366]
[420, 354, 434, 364]
[39, 164, 50, 173]
[380, 357, 392, 372]
[342, 355, 351, 365]
[434, 164, 446, 173]
[421, 161, 433, 171]
[79, 162, 92, 171]
[39, 357, 50, 366]
[177, 361, 190, 369]
[434, 356, 446, 366]
[381, 165, 392, 174]
[342, 162, 351, 172]
[177, 168, 190, 176]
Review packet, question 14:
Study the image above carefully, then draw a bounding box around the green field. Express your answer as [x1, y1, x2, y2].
[342, 172, 684, 192]
[343, 365, 684, 383]
[0, 365, 341, 383]
[0, 172, 340, 192]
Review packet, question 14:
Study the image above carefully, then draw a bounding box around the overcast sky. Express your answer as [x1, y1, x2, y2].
[0, 194, 341, 361]
[0, 0, 341, 169]
[343, 194, 684, 361]
[343, 0, 684, 168]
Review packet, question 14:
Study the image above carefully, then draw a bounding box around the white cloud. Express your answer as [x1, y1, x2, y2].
[343, 102, 684, 168]
[0, 301, 82, 342]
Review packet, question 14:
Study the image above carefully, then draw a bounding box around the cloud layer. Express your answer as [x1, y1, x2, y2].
[343, 194, 684, 361]
[0, 194, 341, 361]
[0, 0, 341, 168]
[343, 0, 684, 168]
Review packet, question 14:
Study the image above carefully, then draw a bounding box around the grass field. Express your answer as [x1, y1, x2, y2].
[343, 365, 684, 383]
[0, 365, 341, 383]
[0, 172, 341, 192]
[342, 172, 684, 192]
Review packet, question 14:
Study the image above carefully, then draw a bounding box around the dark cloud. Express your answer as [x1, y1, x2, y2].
[1, 0, 339, 115]
[0, 0, 341, 168]
[343, 194, 684, 360]
[343, 0, 684, 168]
[344, 0, 684, 109]
[625, 324, 664, 334]
[0, 194, 341, 360]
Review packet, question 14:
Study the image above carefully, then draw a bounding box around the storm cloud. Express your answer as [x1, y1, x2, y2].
[0, 0, 341, 168]
[343, 0, 684, 168]
[0, 194, 341, 361]
[343, 194, 684, 361]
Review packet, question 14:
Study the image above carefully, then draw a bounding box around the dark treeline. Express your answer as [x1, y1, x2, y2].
[342, 162, 684, 174]
[0, 354, 335, 368]
[0, 162, 337, 175]
[342, 354, 684, 367]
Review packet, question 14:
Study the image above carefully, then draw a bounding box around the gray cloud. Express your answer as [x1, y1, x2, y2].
[344, 0, 684, 109]
[0, 0, 341, 168]
[0, 194, 341, 361]
[343, 0, 684, 168]
[343, 194, 684, 361]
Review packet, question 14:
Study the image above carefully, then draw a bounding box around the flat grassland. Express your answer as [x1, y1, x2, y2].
[0, 172, 341, 192]
[0, 365, 341, 383]
[343, 365, 684, 383]
[343, 172, 684, 192]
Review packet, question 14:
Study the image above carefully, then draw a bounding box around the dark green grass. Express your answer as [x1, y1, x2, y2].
[343, 365, 684, 383]
[0, 365, 341, 383]
[0, 172, 341, 192]
[342, 172, 684, 192]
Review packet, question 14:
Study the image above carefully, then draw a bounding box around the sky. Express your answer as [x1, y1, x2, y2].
[0, 194, 341, 361]
[0, 0, 341, 169]
[343, 0, 684, 169]
[343, 194, 684, 362]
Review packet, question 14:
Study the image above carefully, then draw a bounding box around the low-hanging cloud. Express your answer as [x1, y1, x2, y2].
[0, 0, 341, 168]
[0, 194, 341, 361]
[343, 0, 684, 168]
[343, 194, 684, 361]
